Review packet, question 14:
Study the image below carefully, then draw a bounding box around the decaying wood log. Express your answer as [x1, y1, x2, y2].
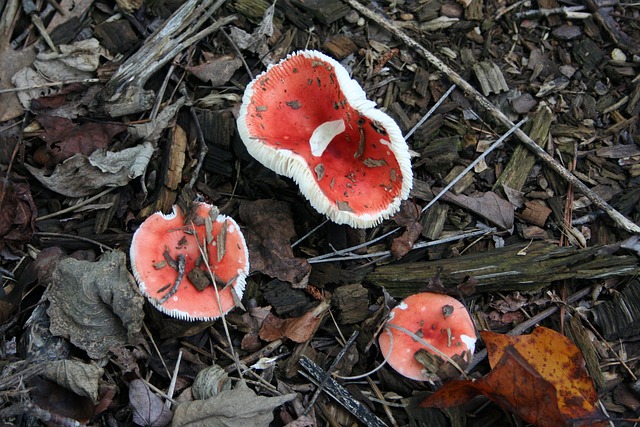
[366, 242, 640, 297]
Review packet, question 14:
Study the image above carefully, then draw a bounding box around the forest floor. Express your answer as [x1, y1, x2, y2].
[1, 0, 640, 425]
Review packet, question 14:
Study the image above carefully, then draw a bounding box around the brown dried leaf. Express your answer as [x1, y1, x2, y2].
[440, 190, 514, 230]
[186, 53, 243, 87]
[239, 200, 311, 288]
[0, 176, 37, 252]
[422, 327, 607, 426]
[35, 114, 126, 167]
[391, 221, 423, 260]
[259, 301, 330, 343]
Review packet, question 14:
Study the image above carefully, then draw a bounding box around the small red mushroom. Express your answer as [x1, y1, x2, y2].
[130, 203, 249, 321]
[378, 292, 477, 381]
[237, 50, 413, 228]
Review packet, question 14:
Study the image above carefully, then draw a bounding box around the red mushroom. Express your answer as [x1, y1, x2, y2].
[378, 292, 477, 381]
[237, 50, 413, 228]
[130, 203, 249, 321]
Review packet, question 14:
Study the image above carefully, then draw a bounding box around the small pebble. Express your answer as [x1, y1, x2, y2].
[611, 48, 626, 62]
[344, 10, 359, 24]
[441, 3, 463, 18]
[593, 81, 608, 96]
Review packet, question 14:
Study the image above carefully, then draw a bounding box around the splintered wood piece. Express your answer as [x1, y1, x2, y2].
[494, 105, 553, 193]
[519, 201, 552, 228]
[420, 202, 448, 240]
[472, 61, 509, 96]
[139, 125, 187, 217]
[366, 242, 640, 297]
[591, 279, 640, 340]
[322, 34, 358, 60]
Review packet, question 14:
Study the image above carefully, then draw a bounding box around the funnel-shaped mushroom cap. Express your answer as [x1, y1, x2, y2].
[378, 292, 477, 381]
[130, 203, 249, 321]
[237, 50, 413, 228]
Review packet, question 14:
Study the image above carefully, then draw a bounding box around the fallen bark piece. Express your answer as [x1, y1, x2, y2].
[366, 242, 640, 297]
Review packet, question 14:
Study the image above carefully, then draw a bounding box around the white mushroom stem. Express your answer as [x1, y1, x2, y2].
[309, 119, 346, 157]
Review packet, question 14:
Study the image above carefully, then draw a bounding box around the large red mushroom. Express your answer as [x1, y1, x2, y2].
[237, 50, 413, 228]
[130, 203, 249, 321]
[378, 292, 477, 381]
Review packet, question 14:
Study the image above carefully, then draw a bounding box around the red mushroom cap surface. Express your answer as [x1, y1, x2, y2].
[130, 203, 249, 321]
[378, 292, 477, 381]
[237, 50, 413, 228]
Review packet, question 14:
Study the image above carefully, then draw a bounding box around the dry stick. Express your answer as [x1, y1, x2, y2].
[36, 187, 116, 221]
[187, 89, 209, 189]
[34, 232, 114, 252]
[344, 0, 640, 235]
[193, 230, 243, 378]
[303, 330, 360, 416]
[165, 349, 182, 409]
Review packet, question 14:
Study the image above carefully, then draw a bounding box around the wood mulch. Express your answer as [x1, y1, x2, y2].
[1, 0, 639, 425]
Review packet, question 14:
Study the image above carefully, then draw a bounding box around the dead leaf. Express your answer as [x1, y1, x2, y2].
[259, 300, 330, 343]
[422, 327, 607, 426]
[440, 190, 514, 230]
[0, 175, 37, 253]
[35, 114, 126, 167]
[33, 38, 108, 81]
[129, 379, 173, 427]
[29, 376, 95, 424]
[171, 380, 296, 427]
[0, 0, 37, 121]
[239, 200, 311, 288]
[228, 3, 276, 65]
[186, 53, 243, 87]
[43, 360, 103, 403]
[45, 251, 145, 359]
[26, 142, 154, 197]
[391, 201, 423, 259]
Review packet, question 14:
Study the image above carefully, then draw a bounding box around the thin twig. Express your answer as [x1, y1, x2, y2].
[309, 228, 495, 264]
[36, 187, 116, 221]
[292, 219, 329, 248]
[404, 84, 457, 140]
[34, 232, 113, 251]
[193, 227, 243, 378]
[422, 118, 527, 215]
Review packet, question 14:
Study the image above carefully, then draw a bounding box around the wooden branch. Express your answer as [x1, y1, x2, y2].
[366, 242, 640, 296]
[343, 0, 640, 234]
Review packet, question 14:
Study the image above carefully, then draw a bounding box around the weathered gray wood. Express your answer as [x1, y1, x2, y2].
[366, 242, 640, 297]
